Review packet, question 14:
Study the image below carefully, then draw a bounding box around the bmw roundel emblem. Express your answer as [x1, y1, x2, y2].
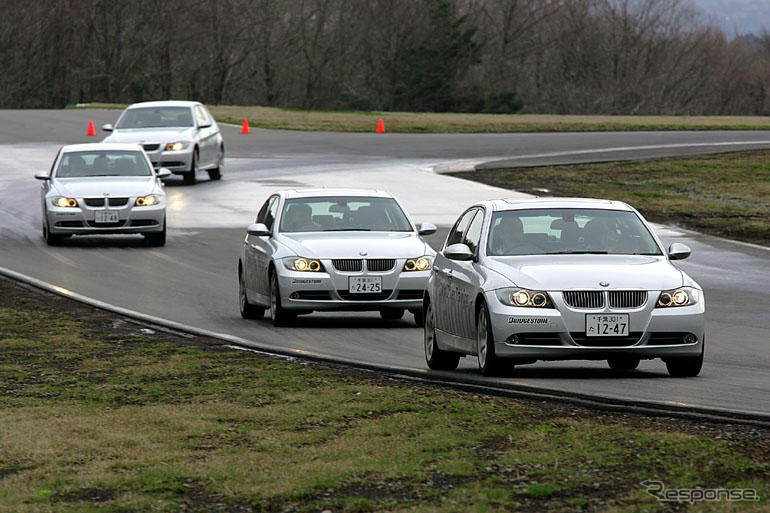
[600, 281, 610, 287]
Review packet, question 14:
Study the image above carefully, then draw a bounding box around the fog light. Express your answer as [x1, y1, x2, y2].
[290, 292, 299, 299]
[684, 334, 697, 344]
[506, 334, 520, 345]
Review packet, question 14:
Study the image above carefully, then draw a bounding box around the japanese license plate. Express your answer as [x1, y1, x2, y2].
[586, 314, 629, 337]
[95, 211, 119, 224]
[348, 276, 382, 294]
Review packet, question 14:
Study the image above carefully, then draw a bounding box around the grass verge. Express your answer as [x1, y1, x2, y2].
[70, 103, 770, 133]
[0, 275, 768, 512]
[457, 149, 770, 247]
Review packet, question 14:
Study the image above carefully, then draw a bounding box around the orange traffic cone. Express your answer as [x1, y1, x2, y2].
[87, 120, 96, 136]
[241, 119, 251, 134]
[376, 118, 385, 133]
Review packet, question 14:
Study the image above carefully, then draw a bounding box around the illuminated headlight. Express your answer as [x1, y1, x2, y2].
[135, 195, 160, 206]
[284, 257, 324, 272]
[404, 256, 432, 272]
[656, 287, 700, 308]
[164, 142, 187, 151]
[52, 197, 78, 208]
[496, 288, 553, 308]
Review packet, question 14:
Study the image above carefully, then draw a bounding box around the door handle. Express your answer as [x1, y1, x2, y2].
[249, 244, 259, 250]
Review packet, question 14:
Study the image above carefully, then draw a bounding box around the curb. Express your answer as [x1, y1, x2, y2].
[2, 265, 769, 429]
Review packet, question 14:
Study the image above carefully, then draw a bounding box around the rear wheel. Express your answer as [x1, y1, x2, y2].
[239, 269, 264, 320]
[607, 357, 641, 371]
[424, 301, 460, 370]
[270, 270, 295, 327]
[184, 150, 198, 185]
[380, 308, 404, 320]
[477, 302, 509, 376]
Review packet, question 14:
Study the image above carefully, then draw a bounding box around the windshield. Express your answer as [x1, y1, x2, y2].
[487, 208, 662, 256]
[279, 197, 413, 233]
[55, 151, 152, 178]
[116, 107, 194, 129]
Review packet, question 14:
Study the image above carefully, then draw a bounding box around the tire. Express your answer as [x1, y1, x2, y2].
[412, 308, 425, 327]
[477, 301, 509, 376]
[239, 269, 264, 320]
[145, 219, 166, 247]
[607, 357, 641, 371]
[380, 308, 404, 320]
[424, 301, 460, 370]
[184, 150, 198, 185]
[665, 336, 705, 377]
[208, 147, 223, 181]
[269, 270, 295, 327]
[43, 219, 63, 246]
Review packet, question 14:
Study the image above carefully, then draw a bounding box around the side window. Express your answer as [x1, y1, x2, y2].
[193, 106, 208, 126]
[445, 209, 477, 247]
[256, 197, 272, 223]
[264, 196, 279, 230]
[463, 210, 484, 254]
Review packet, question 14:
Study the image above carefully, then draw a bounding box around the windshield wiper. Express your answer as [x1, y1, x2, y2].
[322, 228, 372, 231]
[546, 250, 609, 254]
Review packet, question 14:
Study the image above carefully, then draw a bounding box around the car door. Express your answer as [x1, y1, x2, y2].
[448, 208, 485, 340]
[246, 195, 279, 302]
[193, 105, 215, 166]
[434, 208, 477, 336]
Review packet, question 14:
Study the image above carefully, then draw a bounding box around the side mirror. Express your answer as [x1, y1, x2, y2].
[418, 222, 437, 236]
[443, 243, 474, 261]
[101, 124, 114, 132]
[156, 168, 172, 178]
[247, 223, 270, 237]
[668, 242, 691, 260]
[34, 171, 50, 180]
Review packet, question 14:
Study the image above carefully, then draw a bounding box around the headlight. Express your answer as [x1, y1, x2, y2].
[284, 257, 324, 272]
[135, 195, 160, 206]
[656, 287, 700, 308]
[404, 256, 432, 272]
[53, 197, 78, 208]
[164, 142, 187, 151]
[495, 288, 553, 308]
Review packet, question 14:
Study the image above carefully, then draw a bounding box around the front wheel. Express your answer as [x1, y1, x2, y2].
[270, 270, 295, 327]
[665, 338, 705, 377]
[208, 147, 223, 181]
[184, 150, 198, 185]
[43, 218, 63, 246]
[424, 301, 460, 370]
[239, 269, 264, 320]
[145, 219, 166, 247]
[477, 302, 508, 376]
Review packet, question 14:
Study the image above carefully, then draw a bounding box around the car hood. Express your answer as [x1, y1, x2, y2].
[52, 177, 159, 198]
[484, 254, 683, 290]
[278, 232, 431, 259]
[103, 127, 195, 144]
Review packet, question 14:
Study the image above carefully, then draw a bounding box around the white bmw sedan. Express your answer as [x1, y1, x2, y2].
[35, 143, 169, 246]
[238, 189, 437, 326]
[424, 198, 705, 377]
[102, 100, 223, 185]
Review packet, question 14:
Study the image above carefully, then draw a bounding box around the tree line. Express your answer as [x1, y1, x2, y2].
[2, 0, 770, 115]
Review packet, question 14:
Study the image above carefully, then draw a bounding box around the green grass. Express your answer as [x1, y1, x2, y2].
[0, 303, 768, 512]
[69, 102, 770, 133]
[458, 149, 770, 246]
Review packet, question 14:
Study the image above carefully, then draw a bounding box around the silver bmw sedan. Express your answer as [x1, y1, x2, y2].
[102, 100, 223, 185]
[35, 143, 169, 246]
[424, 198, 705, 377]
[238, 189, 437, 326]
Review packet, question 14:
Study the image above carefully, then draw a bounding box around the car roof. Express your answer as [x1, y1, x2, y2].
[488, 197, 633, 212]
[60, 143, 145, 153]
[281, 188, 394, 199]
[125, 100, 200, 109]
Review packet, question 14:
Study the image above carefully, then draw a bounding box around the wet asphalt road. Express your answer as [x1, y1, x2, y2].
[0, 109, 768, 416]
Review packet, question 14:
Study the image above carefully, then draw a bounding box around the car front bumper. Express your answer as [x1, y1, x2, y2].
[485, 289, 705, 360]
[276, 260, 429, 311]
[45, 201, 165, 235]
[143, 145, 194, 172]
